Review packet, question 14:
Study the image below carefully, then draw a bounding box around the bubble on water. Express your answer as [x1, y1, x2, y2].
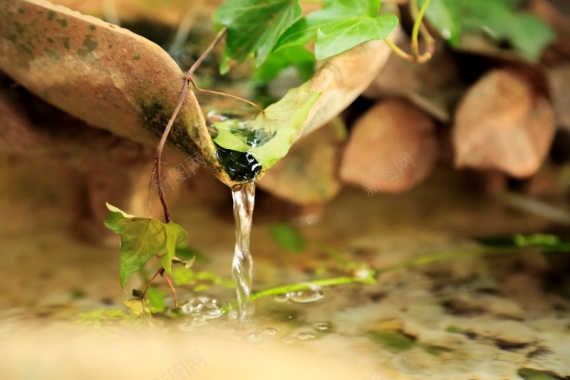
[296, 331, 316, 340]
[202, 302, 224, 320]
[314, 322, 330, 331]
[248, 331, 265, 342]
[181, 297, 224, 320]
[181, 296, 210, 314]
[178, 320, 195, 332]
[283, 337, 294, 344]
[274, 293, 289, 303]
[288, 287, 324, 304]
[192, 314, 207, 327]
[264, 327, 279, 336]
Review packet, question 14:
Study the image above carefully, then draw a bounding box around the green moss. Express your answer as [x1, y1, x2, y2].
[368, 330, 416, 352]
[61, 36, 70, 50]
[77, 34, 97, 56]
[47, 10, 56, 21]
[139, 100, 190, 153]
[58, 19, 68, 28]
[518, 368, 562, 380]
[133, 54, 141, 60]
[424, 346, 453, 356]
[18, 43, 33, 57]
[46, 37, 54, 43]
[89, 25, 96, 31]
[14, 21, 26, 36]
[43, 47, 60, 60]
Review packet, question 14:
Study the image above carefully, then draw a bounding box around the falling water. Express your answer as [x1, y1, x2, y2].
[231, 182, 256, 320]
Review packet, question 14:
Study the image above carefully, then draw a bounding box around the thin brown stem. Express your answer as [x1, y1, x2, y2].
[141, 267, 164, 309]
[188, 77, 265, 113]
[152, 26, 228, 224]
[187, 26, 227, 78]
[161, 271, 178, 308]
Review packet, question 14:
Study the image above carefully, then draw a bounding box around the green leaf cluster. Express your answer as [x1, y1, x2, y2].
[214, 0, 398, 81]
[103, 203, 188, 288]
[420, 0, 555, 60]
[274, 0, 398, 60]
[213, 0, 302, 74]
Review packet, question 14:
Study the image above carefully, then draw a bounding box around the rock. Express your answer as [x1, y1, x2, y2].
[340, 99, 437, 193]
[453, 69, 555, 178]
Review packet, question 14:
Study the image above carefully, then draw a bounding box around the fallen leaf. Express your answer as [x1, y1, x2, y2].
[213, 81, 321, 170]
[258, 121, 345, 204]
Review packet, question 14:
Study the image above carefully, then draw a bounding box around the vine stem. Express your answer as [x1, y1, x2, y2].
[140, 267, 179, 309]
[384, 0, 434, 63]
[141, 267, 164, 309]
[151, 26, 227, 224]
[222, 274, 374, 312]
[160, 271, 178, 308]
[144, 27, 228, 310]
[187, 77, 265, 113]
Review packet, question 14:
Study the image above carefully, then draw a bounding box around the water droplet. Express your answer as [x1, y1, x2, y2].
[296, 331, 316, 340]
[441, 29, 451, 39]
[248, 332, 264, 342]
[274, 293, 289, 303]
[314, 322, 330, 331]
[202, 302, 224, 320]
[288, 288, 324, 304]
[264, 327, 279, 336]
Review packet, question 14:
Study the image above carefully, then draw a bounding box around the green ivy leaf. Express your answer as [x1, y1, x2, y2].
[275, 0, 398, 60]
[422, 0, 555, 60]
[213, 0, 302, 73]
[252, 45, 315, 85]
[103, 203, 188, 288]
[213, 81, 320, 168]
[270, 222, 307, 253]
[419, 0, 461, 46]
[507, 14, 556, 60]
[123, 299, 149, 316]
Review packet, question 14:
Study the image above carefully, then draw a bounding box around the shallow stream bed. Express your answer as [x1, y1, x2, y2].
[0, 156, 569, 380]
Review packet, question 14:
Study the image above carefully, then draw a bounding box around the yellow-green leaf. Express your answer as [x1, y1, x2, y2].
[103, 203, 188, 288]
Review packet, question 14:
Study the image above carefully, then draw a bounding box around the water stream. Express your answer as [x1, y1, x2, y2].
[230, 182, 256, 320]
